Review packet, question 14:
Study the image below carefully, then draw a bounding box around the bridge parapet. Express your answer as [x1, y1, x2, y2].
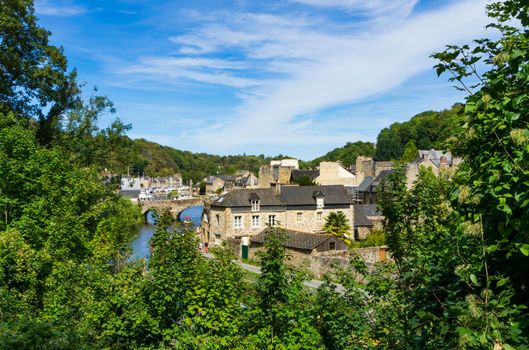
[139, 197, 204, 221]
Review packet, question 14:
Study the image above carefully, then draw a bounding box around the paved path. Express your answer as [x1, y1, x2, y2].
[204, 253, 345, 293]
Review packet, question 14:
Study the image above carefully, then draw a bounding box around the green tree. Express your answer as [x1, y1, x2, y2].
[400, 140, 418, 163]
[433, 0, 529, 307]
[249, 227, 322, 348]
[322, 211, 352, 244]
[0, 0, 80, 144]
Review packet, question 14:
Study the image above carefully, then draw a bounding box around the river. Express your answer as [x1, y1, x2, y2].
[129, 205, 204, 260]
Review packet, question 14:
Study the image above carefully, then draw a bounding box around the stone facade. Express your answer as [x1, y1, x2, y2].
[207, 205, 354, 244]
[203, 185, 355, 246]
[205, 177, 225, 194]
[315, 161, 361, 187]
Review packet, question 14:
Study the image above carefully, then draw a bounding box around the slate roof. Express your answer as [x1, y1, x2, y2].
[418, 149, 454, 167]
[212, 188, 281, 207]
[357, 176, 374, 192]
[370, 170, 394, 192]
[280, 185, 353, 206]
[251, 228, 334, 250]
[211, 185, 353, 208]
[354, 206, 374, 227]
[357, 204, 381, 217]
[291, 169, 319, 181]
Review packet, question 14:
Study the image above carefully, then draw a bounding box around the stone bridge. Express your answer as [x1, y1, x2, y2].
[139, 197, 205, 222]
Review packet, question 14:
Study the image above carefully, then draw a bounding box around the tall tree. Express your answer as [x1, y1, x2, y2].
[0, 0, 80, 144]
[433, 0, 529, 309]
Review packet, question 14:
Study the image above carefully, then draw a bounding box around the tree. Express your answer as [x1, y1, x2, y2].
[432, 0, 529, 345]
[0, 0, 81, 144]
[322, 211, 352, 244]
[249, 226, 322, 348]
[400, 140, 418, 163]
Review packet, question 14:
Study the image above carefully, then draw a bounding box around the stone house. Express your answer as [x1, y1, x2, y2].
[249, 228, 349, 266]
[258, 159, 299, 188]
[352, 170, 393, 204]
[205, 175, 227, 194]
[203, 185, 354, 246]
[405, 149, 461, 188]
[315, 161, 361, 187]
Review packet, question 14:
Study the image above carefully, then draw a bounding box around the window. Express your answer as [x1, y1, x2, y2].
[316, 197, 324, 209]
[234, 215, 242, 229]
[329, 242, 336, 251]
[268, 215, 276, 226]
[252, 215, 260, 228]
[317, 212, 322, 222]
[251, 200, 260, 212]
[216, 214, 220, 227]
[296, 212, 302, 222]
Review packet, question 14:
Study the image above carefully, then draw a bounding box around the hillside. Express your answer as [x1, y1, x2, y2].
[129, 105, 463, 181]
[304, 141, 375, 169]
[131, 139, 289, 182]
[374, 103, 463, 161]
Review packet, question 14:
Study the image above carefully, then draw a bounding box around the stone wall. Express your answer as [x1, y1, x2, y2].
[310, 246, 390, 278]
[248, 245, 390, 279]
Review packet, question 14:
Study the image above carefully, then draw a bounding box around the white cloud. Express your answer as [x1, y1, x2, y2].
[112, 0, 489, 156]
[35, 0, 87, 16]
[292, 0, 418, 16]
[113, 56, 259, 88]
[176, 0, 489, 150]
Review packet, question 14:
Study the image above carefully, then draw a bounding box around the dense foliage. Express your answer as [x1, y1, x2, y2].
[131, 138, 273, 182]
[305, 141, 375, 168]
[375, 104, 463, 161]
[2, 0, 529, 349]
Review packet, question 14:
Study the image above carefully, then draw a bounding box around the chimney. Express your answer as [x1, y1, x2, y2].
[274, 183, 282, 194]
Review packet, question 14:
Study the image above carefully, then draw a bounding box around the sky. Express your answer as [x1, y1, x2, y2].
[35, 0, 491, 160]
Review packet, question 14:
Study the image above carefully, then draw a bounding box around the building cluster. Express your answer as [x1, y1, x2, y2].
[119, 174, 192, 201]
[204, 170, 258, 194]
[200, 149, 461, 267]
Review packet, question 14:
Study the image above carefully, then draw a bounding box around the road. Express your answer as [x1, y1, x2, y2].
[204, 253, 345, 293]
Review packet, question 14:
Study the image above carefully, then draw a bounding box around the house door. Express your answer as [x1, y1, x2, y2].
[241, 245, 248, 259]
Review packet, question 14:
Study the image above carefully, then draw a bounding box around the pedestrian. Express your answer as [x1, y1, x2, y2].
[204, 241, 209, 254]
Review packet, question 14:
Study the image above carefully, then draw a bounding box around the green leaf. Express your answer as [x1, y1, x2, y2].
[520, 244, 529, 256]
[470, 274, 478, 284]
[497, 277, 508, 287]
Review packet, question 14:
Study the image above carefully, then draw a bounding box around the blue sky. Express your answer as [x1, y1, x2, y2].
[35, 0, 490, 160]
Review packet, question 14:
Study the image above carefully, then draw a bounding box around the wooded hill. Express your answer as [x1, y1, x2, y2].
[129, 104, 462, 181]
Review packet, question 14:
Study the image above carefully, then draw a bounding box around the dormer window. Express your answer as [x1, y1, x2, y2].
[249, 192, 260, 211]
[313, 190, 325, 209]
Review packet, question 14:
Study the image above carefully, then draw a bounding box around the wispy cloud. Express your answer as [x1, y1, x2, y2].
[292, 0, 419, 18]
[116, 56, 259, 88]
[108, 0, 488, 156]
[35, 0, 88, 16]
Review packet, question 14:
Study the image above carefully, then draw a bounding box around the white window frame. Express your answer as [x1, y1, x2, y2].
[251, 200, 260, 212]
[252, 215, 260, 228]
[316, 198, 324, 209]
[296, 212, 302, 222]
[268, 215, 276, 226]
[234, 215, 243, 229]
